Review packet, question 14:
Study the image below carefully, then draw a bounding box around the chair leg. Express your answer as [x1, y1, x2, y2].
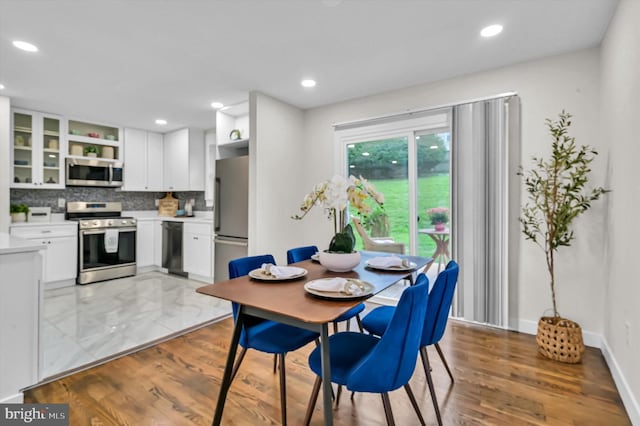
[230, 347, 247, 383]
[434, 343, 454, 383]
[303, 376, 322, 426]
[346, 318, 351, 331]
[334, 385, 342, 408]
[381, 393, 396, 426]
[333, 322, 338, 334]
[355, 314, 364, 332]
[273, 354, 278, 374]
[278, 353, 287, 426]
[404, 384, 426, 425]
[420, 347, 443, 426]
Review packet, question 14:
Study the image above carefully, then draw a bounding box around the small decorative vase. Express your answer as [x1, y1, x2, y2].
[319, 250, 361, 272]
[101, 146, 114, 159]
[434, 222, 446, 232]
[87, 152, 97, 158]
[11, 212, 26, 223]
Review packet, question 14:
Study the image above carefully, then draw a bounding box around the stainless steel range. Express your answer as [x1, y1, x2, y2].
[66, 201, 137, 285]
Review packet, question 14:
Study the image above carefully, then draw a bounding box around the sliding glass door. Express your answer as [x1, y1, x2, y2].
[346, 137, 410, 250]
[338, 111, 451, 267]
[416, 130, 451, 271]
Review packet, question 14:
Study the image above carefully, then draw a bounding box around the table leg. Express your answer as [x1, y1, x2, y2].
[319, 323, 333, 426]
[212, 307, 244, 426]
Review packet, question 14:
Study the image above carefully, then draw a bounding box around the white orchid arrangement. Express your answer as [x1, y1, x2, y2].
[292, 175, 384, 252]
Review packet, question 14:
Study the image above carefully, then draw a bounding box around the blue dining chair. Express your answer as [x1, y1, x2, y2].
[228, 254, 320, 426]
[361, 260, 460, 425]
[286, 245, 318, 264]
[287, 245, 365, 333]
[303, 275, 429, 425]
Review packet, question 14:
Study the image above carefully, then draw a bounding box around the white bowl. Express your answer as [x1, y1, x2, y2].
[318, 250, 361, 272]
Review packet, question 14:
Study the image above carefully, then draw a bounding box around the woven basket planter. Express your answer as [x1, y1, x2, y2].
[536, 316, 585, 363]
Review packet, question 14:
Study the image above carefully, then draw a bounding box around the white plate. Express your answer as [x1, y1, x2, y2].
[304, 278, 374, 299]
[248, 267, 307, 281]
[365, 260, 417, 272]
[310, 253, 320, 262]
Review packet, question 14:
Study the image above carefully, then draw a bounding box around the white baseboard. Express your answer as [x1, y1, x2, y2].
[187, 273, 213, 284]
[44, 279, 75, 290]
[516, 319, 638, 424]
[601, 337, 640, 426]
[0, 392, 24, 403]
[516, 319, 601, 348]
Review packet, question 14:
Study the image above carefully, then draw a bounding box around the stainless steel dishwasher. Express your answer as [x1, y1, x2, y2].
[162, 221, 186, 276]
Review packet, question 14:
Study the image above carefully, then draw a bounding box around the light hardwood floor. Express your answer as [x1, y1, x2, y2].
[25, 317, 630, 425]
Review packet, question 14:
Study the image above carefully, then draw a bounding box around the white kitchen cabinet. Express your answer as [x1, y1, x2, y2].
[123, 128, 163, 191]
[67, 119, 122, 161]
[183, 222, 212, 280]
[11, 108, 65, 188]
[153, 220, 163, 267]
[0, 239, 42, 403]
[216, 103, 249, 147]
[136, 220, 155, 269]
[10, 223, 77, 287]
[163, 128, 205, 191]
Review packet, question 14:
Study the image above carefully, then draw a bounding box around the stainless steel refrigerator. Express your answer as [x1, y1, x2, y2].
[214, 155, 249, 282]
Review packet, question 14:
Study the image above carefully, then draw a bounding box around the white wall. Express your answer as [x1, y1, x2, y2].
[249, 91, 305, 264]
[0, 96, 10, 233]
[300, 49, 605, 333]
[601, 0, 640, 422]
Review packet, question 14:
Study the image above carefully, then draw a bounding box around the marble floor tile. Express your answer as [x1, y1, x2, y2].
[41, 272, 231, 380]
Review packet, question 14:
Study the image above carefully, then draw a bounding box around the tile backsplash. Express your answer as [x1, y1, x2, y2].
[10, 188, 210, 214]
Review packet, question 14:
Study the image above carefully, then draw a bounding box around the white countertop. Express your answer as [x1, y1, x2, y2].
[0, 233, 46, 255]
[126, 211, 213, 225]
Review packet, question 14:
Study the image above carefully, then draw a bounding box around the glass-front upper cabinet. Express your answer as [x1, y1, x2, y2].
[11, 109, 65, 188]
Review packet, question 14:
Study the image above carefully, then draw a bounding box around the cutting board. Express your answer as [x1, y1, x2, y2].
[158, 192, 179, 217]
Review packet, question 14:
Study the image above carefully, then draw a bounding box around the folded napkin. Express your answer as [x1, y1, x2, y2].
[261, 263, 303, 279]
[367, 256, 409, 268]
[306, 278, 364, 295]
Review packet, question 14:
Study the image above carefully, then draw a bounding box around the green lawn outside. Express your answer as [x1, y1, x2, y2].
[354, 174, 450, 257]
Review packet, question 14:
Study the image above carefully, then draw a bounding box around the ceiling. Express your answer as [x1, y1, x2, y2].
[0, 0, 618, 133]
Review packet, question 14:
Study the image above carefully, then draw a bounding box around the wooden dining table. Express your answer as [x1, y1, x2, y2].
[197, 251, 432, 426]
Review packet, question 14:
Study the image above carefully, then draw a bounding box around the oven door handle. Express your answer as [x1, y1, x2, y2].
[80, 227, 137, 236]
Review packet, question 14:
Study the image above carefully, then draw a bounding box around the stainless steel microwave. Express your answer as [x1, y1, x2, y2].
[65, 158, 123, 187]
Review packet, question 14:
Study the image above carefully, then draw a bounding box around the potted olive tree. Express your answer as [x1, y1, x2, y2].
[519, 111, 608, 363]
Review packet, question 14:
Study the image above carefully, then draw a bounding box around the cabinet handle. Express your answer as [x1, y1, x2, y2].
[41, 230, 52, 233]
[193, 236, 199, 240]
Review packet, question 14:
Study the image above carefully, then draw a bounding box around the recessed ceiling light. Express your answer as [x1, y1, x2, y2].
[391, 160, 397, 164]
[349, 165, 355, 168]
[347, 144, 355, 149]
[211, 102, 224, 109]
[0, 84, 4, 90]
[430, 145, 439, 150]
[480, 24, 503, 38]
[362, 152, 370, 157]
[12, 40, 38, 52]
[155, 119, 167, 125]
[301, 79, 316, 88]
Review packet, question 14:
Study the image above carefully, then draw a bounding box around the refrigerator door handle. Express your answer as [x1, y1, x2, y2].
[215, 177, 221, 232]
[214, 238, 248, 247]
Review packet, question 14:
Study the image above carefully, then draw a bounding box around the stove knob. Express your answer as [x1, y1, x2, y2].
[107, 220, 113, 226]
[93, 220, 99, 226]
